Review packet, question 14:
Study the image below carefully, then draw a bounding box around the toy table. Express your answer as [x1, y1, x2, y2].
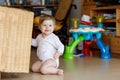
[63, 25, 111, 59]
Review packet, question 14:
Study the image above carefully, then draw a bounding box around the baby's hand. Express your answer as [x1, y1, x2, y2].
[54, 52, 62, 59]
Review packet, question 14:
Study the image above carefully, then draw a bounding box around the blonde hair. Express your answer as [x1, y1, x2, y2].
[39, 14, 56, 25]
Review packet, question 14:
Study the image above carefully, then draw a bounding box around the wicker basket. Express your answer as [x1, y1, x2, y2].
[0, 6, 34, 73]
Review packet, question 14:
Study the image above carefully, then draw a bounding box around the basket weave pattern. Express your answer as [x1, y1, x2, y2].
[0, 6, 34, 73]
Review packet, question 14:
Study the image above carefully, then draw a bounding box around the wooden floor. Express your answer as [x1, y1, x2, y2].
[1, 48, 120, 80]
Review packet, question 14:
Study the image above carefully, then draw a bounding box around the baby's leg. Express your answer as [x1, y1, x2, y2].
[40, 59, 63, 75]
[31, 60, 42, 72]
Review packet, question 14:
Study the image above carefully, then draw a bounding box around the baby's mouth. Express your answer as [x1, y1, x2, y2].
[45, 29, 49, 31]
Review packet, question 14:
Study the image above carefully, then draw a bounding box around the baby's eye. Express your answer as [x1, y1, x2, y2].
[49, 25, 52, 27]
[43, 25, 46, 27]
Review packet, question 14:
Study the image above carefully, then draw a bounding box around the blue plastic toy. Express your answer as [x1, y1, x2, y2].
[63, 16, 111, 59]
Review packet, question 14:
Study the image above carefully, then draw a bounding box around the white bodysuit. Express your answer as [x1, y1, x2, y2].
[32, 33, 64, 67]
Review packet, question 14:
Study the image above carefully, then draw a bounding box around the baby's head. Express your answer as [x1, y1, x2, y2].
[39, 15, 56, 36]
[39, 14, 56, 25]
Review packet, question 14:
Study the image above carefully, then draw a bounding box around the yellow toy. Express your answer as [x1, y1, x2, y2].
[71, 18, 79, 29]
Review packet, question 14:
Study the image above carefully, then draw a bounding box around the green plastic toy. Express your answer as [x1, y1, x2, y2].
[63, 35, 84, 59]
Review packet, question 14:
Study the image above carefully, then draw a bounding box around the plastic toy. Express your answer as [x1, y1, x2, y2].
[63, 15, 111, 59]
[71, 18, 79, 29]
[64, 35, 84, 59]
[81, 40, 92, 56]
[96, 16, 104, 28]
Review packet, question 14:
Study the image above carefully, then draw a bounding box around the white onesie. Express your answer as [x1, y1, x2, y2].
[32, 33, 64, 67]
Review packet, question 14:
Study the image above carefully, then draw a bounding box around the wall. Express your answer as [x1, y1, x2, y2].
[69, 0, 82, 18]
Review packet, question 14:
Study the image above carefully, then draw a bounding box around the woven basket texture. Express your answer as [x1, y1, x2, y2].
[0, 6, 34, 73]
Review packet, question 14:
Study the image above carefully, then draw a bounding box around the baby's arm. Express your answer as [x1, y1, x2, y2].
[54, 51, 63, 59]
[31, 39, 37, 47]
[54, 37, 64, 59]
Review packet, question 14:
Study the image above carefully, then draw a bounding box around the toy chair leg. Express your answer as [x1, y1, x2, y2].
[64, 46, 74, 59]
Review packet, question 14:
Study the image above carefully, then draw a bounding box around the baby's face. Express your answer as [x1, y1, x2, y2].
[40, 20, 55, 36]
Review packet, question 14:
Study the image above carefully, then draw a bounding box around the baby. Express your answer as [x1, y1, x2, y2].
[31, 15, 64, 75]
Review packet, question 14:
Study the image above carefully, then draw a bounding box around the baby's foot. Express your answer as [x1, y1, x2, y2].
[57, 69, 64, 75]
